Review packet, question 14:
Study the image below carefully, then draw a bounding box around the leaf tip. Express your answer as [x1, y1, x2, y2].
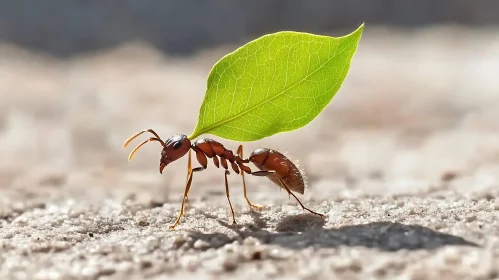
[355, 22, 365, 36]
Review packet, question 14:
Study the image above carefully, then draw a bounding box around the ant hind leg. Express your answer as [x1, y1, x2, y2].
[251, 170, 325, 218]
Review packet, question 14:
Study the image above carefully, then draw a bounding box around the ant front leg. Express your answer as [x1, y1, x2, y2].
[223, 170, 237, 224]
[251, 170, 325, 218]
[186, 149, 192, 183]
[184, 149, 192, 204]
[169, 166, 205, 230]
[237, 145, 263, 211]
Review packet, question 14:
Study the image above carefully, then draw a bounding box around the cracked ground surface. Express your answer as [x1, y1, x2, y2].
[1, 26, 499, 279]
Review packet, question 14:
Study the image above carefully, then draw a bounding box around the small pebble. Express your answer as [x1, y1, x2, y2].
[442, 247, 462, 265]
[171, 235, 186, 249]
[193, 239, 210, 250]
[140, 260, 152, 270]
[243, 236, 260, 246]
[180, 255, 200, 271]
[250, 250, 262, 260]
[222, 257, 238, 272]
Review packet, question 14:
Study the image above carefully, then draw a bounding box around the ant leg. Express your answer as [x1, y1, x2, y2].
[236, 145, 263, 211]
[169, 166, 205, 230]
[184, 149, 192, 204]
[186, 149, 192, 182]
[224, 170, 237, 224]
[251, 171, 325, 218]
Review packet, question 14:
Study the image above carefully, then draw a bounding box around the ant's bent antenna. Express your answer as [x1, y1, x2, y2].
[123, 129, 167, 160]
[128, 137, 164, 161]
[123, 129, 163, 148]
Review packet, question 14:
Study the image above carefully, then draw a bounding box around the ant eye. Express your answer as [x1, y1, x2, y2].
[173, 141, 182, 150]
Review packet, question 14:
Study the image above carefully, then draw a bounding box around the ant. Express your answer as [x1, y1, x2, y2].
[123, 128, 325, 229]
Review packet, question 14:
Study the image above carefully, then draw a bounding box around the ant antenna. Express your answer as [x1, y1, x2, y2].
[123, 129, 163, 148]
[123, 129, 167, 160]
[127, 137, 165, 161]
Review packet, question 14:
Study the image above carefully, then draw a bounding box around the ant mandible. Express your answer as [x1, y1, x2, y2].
[123, 128, 325, 229]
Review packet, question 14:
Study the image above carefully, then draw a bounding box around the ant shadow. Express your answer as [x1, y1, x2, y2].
[187, 210, 479, 251]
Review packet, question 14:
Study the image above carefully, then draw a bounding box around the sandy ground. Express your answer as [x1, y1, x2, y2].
[1, 25, 499, 279]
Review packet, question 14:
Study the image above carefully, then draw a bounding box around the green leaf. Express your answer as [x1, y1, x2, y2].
[188, 23, 364, 141]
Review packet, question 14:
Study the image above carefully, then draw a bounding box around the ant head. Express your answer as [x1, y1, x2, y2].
[123, 129, 191, 174]
[159, 134, 191, 173]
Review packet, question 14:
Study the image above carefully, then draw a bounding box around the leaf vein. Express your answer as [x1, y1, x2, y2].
[193, 41, 346, 138]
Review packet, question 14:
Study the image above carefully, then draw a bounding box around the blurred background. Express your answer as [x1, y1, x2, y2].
[1, 1, 499, 206]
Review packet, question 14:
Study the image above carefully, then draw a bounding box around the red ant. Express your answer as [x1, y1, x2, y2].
[123, 128, 325, 229]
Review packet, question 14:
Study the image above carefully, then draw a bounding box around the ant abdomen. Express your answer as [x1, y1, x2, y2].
[249, 148, 305, 195]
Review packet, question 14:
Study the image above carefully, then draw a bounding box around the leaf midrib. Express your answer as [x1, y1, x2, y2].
[189, 42, 345, 140]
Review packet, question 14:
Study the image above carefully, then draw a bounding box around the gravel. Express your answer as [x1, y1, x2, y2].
[1, 192, 498, 279]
